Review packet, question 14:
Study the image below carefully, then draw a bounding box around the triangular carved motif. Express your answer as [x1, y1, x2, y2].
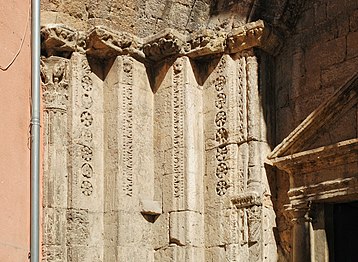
[269, 73, 358, 159]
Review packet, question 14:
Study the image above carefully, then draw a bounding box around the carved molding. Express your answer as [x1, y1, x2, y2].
[288, 177, 358, 207]
[41, 20, 282, 62]
[271, 138, 358, 207]
[271, 138, 358, 173]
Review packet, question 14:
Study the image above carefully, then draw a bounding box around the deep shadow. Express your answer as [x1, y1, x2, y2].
[87, 54, 116, 81]
[146, 58, 175, 94]
[142, 213, 160, 223]
[190, 55, 221, 86]
[331, 201, 358, 262]
[259, 47, 295, 259]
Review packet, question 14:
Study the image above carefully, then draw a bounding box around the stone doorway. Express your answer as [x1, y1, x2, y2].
[327, 201, 358, 262]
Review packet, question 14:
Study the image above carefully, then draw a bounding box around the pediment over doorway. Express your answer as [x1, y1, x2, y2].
[268, 73, 358, 206]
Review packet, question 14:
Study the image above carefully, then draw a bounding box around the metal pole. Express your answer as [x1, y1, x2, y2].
[30, 0, 41, 260]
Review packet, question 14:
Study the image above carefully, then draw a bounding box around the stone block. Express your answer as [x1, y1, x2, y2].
[67, 245, 103, 262]
[117, 245, 154, 262]
[154, 245, 205, 262]
[350, 9, 358, 32]
[321, 56, 358, 89]
[162, 172, 204, 212]
[169, 211, 204, 246]
[314, 3, 327, 25]
[43, 207, 67, 246]
[296, 8, 314, 31]
[140, 199, 162, 215]
[347, 31, 358, 58]
[276, 106, 295, 143]
[346, 0, 358, 10]
[327, 0, 347, 18]
[305, 37, 346, 69]
[42, 245, 65, 262]
[117, 211, 152, 246]
[205, 246, 226, 262]
[152, 212, 169, 250]
[204, 206, 231, 246]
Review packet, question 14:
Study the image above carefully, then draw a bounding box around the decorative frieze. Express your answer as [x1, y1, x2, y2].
[77, 57, 95, 197]
[121, 56, 134, 197]
[172, 58, 185, 198]
[41, 20, 282, 62]
[213, 58, 230, 197]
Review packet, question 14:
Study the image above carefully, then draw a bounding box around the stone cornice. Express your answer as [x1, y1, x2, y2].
[270, 138, 358, 207]
[270, 138, 358, 173]
[288, 177, 358, 208]
[41, 20, 282, 62]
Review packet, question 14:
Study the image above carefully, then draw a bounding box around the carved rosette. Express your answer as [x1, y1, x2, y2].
[78, 57, 95, 197]
[213, 58, 230, 197]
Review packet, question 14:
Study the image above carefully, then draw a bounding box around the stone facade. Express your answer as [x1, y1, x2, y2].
[40, 0, 358, 261]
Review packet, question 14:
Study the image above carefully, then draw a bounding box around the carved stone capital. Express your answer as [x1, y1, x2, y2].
[86, 26, 144, 60]
[41, 24, 78, 57]
[41, 57, 69, 111]
[285, 204, 312, 225]
[142, 29, 186, 62]
[226, 20, 282, 55]
[183, 29, 227, 58]
[41, 20, 283, 61]
[232, 191, 262, 209]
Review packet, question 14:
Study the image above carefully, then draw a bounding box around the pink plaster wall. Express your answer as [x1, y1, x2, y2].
[0, 0, 31, 260]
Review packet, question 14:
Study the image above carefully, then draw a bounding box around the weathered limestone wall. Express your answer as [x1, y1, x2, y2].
[274, 0, 358, 260]
[276, 0, 358, 142]
[0, 0, 31, 260]
[41, 0, 260, 37]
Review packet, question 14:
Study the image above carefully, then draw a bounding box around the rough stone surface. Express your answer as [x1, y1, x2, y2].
[40, 0, 358, 261]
